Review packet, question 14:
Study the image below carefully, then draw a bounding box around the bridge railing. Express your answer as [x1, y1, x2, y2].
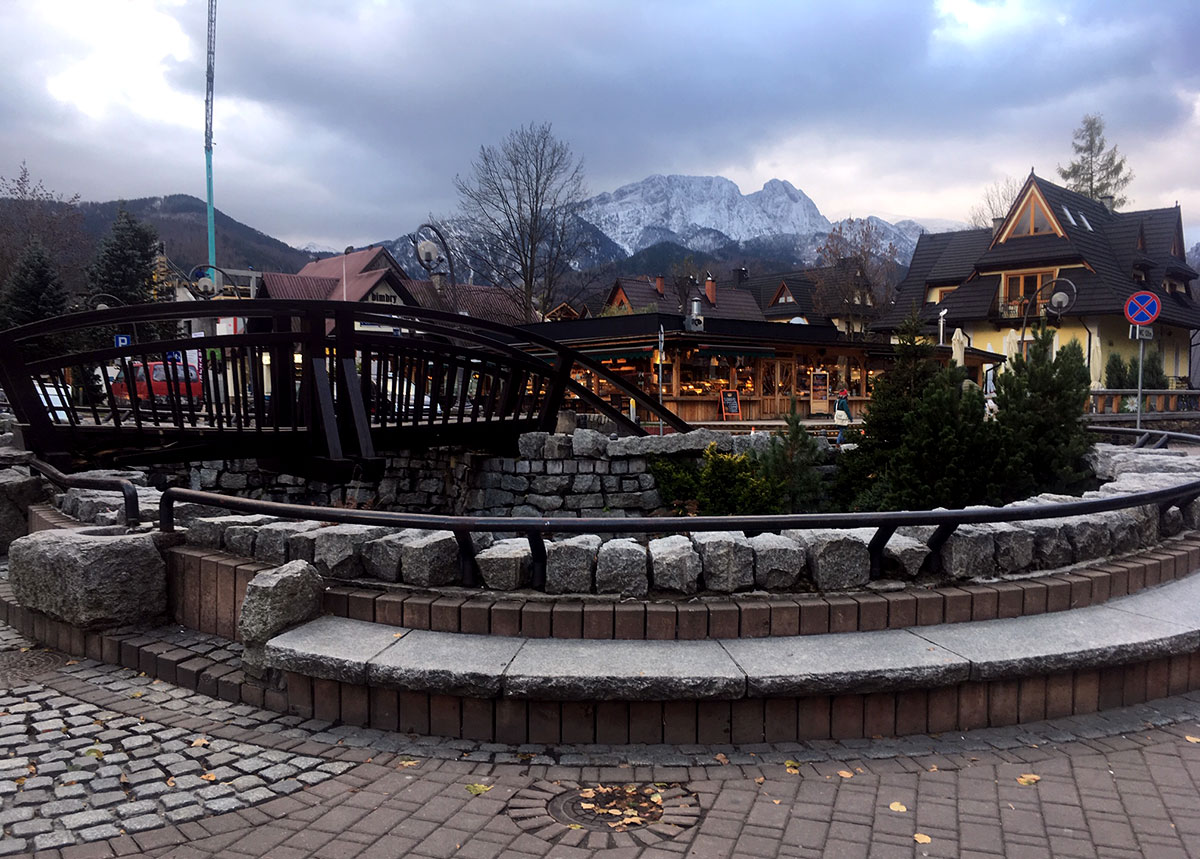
[0, 300, 690, 470]
[1088, 388, 1200, 416]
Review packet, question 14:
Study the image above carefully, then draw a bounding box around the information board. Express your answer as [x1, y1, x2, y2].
[719, 389, 741, 419]
[811, 371, 830, 414]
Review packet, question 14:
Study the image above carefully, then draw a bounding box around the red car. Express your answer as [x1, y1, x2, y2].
[111, 361, 204, 406]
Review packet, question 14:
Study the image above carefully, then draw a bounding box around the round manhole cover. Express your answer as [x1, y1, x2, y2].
[0, 649, 69, 687]
[509, 781, 700, 848]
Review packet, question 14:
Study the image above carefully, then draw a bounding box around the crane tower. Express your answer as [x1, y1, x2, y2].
[204, 0, 217, 282]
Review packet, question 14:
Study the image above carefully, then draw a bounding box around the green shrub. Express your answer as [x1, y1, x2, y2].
[696, 444, 785, 516]
[647, 456, 701, 516]
[1104, 352, 1128, 388]
[753, 407, 824, 512]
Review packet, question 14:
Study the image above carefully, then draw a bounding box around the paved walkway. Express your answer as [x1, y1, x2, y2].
[1, 623, 1200, 858]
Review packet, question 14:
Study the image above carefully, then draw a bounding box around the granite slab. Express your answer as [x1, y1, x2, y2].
[263, 616, 408, 684]
[1103, 568, 1200, 628]
[721, 630, 970, 696]
[502, 639, 745, 701]
[914, 604, 1199, 681]
[367, 630, 525, 697]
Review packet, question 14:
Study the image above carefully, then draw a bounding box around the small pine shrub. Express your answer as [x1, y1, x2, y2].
[1104, 352, 1128, 388]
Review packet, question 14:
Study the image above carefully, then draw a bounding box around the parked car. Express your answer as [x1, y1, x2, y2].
[111, 361, 204, 406]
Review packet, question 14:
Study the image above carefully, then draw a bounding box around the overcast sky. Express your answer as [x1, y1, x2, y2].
[1, 0, 1198, 251]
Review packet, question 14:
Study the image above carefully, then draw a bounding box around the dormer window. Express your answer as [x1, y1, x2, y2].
[1001, 191, 1062, 240]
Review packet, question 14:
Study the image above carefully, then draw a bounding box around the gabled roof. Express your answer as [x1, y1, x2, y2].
[602, 276, 766, 321]
[258, 273, 340, 302]
[879, 173, 1200, 331]
[737, 270, 820, 318]
[403, 281, 537, 326]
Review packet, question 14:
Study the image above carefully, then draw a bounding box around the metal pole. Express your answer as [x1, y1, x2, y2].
[657, 324, 664, 436]
[1137, 335, 1145, 430]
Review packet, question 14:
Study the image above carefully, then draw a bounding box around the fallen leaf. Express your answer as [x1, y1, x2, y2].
[579, 789, 596, 799]
[580, 802, 595, 810]
[567, 824, 582, 830]
[649, 793, 662, 804]
[396, 759, 420, 768]
[393, 632, 403, 638]
[119, 774, 129, 784]
[84, 748, 103, 759]
[465, 783, 493, 795]
[714, 753, 730, 766]
[1016, 774, 1041, 786]
[928, 765, 938, 772]
[65, 660, 78, 666]
[754, 777, 765, 785]
[772, 799, 781, 805]
[1186, 736, 1200, 744]
[889, 801, 908, 813]
[914, 833, 932, 844]
[129, 692, 143, 699]
[200, 773, 216, 781]
[190, 737, 210, 748]
[166, 777, 175, 787]
[13, 777, 24, 786]
[837, 770, 854, 779]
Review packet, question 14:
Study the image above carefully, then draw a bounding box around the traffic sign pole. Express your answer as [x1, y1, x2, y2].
[1124, 291, 1161, 430]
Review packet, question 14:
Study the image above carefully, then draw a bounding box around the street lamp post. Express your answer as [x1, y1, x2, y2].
[409, 223, 457, 291]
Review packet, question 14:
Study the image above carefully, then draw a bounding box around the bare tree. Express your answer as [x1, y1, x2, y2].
[0, 163, 90, 294]
[811, 218, 900, 340]
[454, 123, 591, 321]
[967, 175, 1024, 228]
[1057, 113, 1134, 208]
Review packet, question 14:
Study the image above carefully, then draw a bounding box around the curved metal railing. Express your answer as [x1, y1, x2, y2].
[0, 301, 690, 471]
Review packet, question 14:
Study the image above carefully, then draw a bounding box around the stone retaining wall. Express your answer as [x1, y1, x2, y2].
[41, 442, 1200, 598]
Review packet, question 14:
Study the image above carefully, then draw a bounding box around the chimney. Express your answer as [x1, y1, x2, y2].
[1100, 194, 1115, 213]
[690, 297, 702, 317]
[991, 218, 1004, 237]
[654, 274, 665, 296]
[705, 274, 717, 306]
[432, 272, 447, 297]
[734, 267, 749, 285]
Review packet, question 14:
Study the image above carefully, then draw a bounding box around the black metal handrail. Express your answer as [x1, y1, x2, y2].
[30, 458, 140, 527]
[159, 471, 1200, 587]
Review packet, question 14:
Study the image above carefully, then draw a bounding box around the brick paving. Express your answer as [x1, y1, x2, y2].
[1, 620, 1200, 856]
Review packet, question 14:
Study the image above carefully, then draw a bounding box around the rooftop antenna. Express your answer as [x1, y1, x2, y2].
[204, 0, 217, 288]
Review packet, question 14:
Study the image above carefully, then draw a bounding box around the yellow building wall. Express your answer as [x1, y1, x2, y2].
[955, 316, 1193, 387]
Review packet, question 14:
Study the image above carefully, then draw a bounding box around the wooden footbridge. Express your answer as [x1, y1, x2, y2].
[0, 301, 689, 476]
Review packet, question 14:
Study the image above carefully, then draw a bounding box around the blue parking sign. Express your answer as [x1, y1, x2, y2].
[114, 334, 131, 348]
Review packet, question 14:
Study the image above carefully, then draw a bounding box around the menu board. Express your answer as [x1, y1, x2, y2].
[810, 371, 830, 414]
[719, 390, 741, 419]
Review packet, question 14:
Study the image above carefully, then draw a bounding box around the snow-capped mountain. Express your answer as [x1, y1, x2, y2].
[579, 175, 830, 256]
[368, 174, 967, 282]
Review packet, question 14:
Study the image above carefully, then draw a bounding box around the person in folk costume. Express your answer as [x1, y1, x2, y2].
[833, 388, 852, 445]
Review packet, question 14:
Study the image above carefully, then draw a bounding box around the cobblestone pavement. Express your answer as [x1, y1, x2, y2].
[1, 620, 1200, 858]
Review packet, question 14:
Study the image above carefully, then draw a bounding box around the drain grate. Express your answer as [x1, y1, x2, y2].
[509, 780, 700, 849]
[0, 649, 69, 688]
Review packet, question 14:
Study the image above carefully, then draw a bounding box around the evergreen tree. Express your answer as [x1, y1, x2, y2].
[0, 242, 67, 330]
[1131, 349, 1168, 390]
[88, 208, 173, 343]
[754, 405, 823, 512]
[1103, 352, 1128, 388]
[993, 329, 1092, 498]
[0, 242, 70, 359]
[1056, 114, 1134, 208]
[88, 208, 159, 306]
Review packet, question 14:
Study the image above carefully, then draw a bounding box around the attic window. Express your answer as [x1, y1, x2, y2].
[773, 293, 795, 304]
[1061, 205, 1077, 226]
[1004, 193, 1060, 239]
[1078, 211, 1093, 231]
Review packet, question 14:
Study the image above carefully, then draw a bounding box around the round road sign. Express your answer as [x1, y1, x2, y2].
[1124, 291, 1160, 325]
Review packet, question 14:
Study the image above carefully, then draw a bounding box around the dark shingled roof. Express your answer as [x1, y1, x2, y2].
[878, 174, 1200, 332]
[605, 276, 766, 321]
[403, 281, 536, 326]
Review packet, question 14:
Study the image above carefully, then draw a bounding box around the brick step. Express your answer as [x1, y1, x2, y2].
[163, 535, 1200, 641]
